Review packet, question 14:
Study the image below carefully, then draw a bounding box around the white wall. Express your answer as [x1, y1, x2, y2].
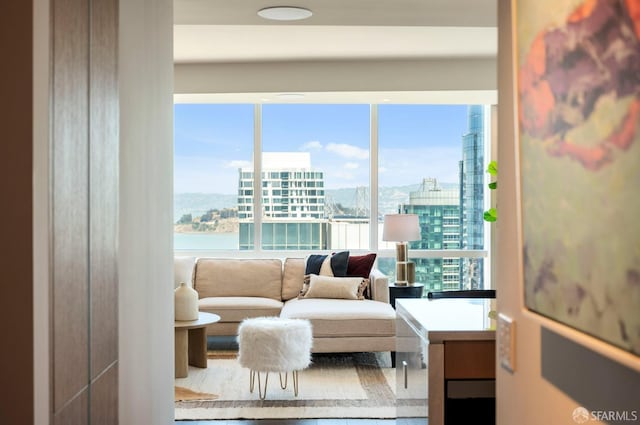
[175, 57, 497, 95]
[496, 1, 640, 424]
[119, 0, 174, 423]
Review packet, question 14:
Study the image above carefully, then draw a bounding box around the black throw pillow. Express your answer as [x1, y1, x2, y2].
[330, 251, 350, 277]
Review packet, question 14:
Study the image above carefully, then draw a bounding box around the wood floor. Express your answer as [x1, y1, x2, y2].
[175, 420, 398, 424]
[174, 419, 435, 424]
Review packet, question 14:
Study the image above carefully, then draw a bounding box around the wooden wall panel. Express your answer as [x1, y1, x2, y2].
[90, 0, 119, 380]
[90, 364, 118, 425]
[49, 0, 119, 419]
[0, 3, 34, 425]
[52, 0, 90, 412]
[4, 0, 124, 421]
[53, 389, 88, 425]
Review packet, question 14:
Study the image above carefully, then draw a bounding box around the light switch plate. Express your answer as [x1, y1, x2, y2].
[498, 313, 516, 373]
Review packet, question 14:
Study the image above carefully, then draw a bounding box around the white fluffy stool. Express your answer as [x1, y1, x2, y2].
[237, 317, 312, 399]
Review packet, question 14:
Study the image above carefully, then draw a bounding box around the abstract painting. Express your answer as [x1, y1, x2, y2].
[516, 0, 640, 355]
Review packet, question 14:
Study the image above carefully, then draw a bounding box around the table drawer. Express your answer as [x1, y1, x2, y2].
[444, 340, 495, 379]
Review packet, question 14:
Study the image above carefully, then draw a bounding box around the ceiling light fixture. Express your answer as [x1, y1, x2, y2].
[258, 6, 313, 21]
[276, 93, 305, 100]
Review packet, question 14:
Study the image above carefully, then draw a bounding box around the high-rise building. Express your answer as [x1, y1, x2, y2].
[459, 105, 486, 289]
[238, 152, 328, 250]
[401, 178, 461, 291]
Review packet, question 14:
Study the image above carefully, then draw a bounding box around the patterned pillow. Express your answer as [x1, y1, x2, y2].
[304, 251, 350, 276]
[356, 278, 371, 300]
[298, 274, 312, 298]
[299, 274, 370, 300]
[305, 254, 329, 275]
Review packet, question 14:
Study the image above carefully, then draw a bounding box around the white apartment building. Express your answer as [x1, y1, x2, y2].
[238, 152, 325, 220]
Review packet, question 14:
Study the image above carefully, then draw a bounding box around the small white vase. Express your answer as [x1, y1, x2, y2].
[175, 282, 198, 321]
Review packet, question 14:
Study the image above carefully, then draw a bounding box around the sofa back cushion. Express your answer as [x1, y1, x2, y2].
[194, 258, 283, 301]
[282, 258, 305, 301]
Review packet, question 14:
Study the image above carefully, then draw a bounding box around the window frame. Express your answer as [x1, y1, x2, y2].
[174, 103, 493, 288]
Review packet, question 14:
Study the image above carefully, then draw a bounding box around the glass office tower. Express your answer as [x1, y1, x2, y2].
[402, 178, 461, 291]
[459, 105, 486, 289]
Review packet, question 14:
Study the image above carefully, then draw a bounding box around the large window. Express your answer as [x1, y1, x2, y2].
[377, 105, 489, 291]
[174, 103, 492, 289]
[260, 104, 370, 250]
[174, 104, 253, 250]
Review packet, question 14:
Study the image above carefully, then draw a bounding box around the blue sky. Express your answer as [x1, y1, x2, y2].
[174, 103, 470, 193]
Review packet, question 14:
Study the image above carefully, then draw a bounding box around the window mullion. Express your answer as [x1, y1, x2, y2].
[370, 104, 379, 251]
[253, 104, 262, 251]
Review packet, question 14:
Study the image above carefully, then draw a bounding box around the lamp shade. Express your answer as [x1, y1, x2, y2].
[382, 214, 421, 242]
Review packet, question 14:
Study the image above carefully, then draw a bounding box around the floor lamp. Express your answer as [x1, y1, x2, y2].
[382, 214, 421, 286]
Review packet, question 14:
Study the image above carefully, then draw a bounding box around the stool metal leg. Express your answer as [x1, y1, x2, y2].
[279, 371, 300, 396]
[250, 369, 300, 399]
[279, 372, 288, 389]
[257, 372, 269, 400]
[293, 370, 299, 396]
[249, 370, 270, 400]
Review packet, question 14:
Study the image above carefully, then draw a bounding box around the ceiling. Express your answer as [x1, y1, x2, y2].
[173, 0, 498, 103]
[174, 0, 497, 27]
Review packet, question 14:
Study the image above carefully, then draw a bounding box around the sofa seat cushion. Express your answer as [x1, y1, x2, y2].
[199, 297, 283, 323]
[280, 298, 396, 338]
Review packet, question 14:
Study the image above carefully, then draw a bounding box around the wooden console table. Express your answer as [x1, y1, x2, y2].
[396, 298, 496, 425]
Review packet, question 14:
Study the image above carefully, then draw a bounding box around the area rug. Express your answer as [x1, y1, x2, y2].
[175, 352, 397, 420]
[175, 386, 218, 402]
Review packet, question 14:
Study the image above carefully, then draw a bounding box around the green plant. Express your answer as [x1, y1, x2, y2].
[483, 160, 498, 222]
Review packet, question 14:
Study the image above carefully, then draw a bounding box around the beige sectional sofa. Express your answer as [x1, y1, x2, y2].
[175, 256, 396, 354]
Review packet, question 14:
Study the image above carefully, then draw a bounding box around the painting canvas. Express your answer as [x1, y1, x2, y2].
[516, 0, 640, 355]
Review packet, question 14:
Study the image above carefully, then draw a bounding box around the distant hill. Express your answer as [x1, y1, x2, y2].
[174, 181, 459, 221]
[174, 193, 237, 221]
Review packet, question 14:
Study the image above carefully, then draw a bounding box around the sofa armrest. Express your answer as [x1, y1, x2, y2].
[369, 268, 390, 304]
[174, 256, 196, 289]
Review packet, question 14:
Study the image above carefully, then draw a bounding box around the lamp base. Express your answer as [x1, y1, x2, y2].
[394, 242, 412, 286]
[395, 242, 408, 262]
[407, 261, 415, 284]
[395, 257, 408, 287]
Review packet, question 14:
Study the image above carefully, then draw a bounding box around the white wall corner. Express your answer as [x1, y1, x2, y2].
[119, 0, 174, 423]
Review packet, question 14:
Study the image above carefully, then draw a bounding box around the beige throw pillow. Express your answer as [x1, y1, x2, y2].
[300, 274, 369, 300]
